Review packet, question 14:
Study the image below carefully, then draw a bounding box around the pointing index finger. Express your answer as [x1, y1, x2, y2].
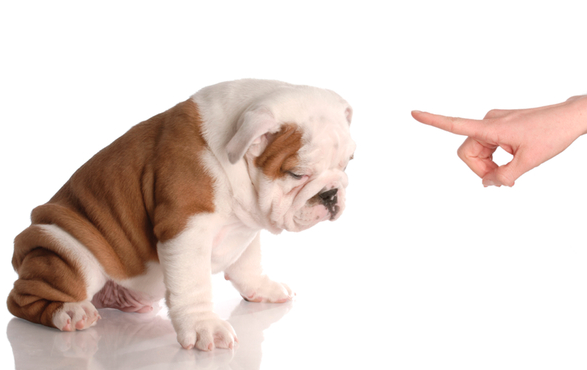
[411, 110, 487, 138]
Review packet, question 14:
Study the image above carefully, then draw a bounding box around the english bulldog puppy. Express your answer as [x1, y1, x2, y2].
[8, 79, 355, 351]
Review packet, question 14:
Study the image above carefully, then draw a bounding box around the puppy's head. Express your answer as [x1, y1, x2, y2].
[226, 85, 355, 233]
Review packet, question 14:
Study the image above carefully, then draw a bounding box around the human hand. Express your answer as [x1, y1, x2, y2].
[412, 95, 587, 187]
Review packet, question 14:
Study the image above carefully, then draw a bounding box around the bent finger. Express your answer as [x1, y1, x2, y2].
[457, 137, 499, 178]
[482, 153, 534, 187]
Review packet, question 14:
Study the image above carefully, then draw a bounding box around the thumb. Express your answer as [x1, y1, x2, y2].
[482, 154, 532, 187]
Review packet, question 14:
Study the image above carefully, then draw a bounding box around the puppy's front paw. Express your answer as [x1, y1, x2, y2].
[175, 313, 238, 351]
[226, 274, 295, 303]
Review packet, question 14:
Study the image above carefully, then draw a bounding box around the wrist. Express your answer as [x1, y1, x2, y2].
[567, 94, 587, 136]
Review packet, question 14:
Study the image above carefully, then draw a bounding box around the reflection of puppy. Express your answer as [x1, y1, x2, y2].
[8, 79, 355, 351]
[7, 300, 292, 368]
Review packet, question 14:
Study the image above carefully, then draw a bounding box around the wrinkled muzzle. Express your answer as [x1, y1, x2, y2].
[286, 170, 348, 231]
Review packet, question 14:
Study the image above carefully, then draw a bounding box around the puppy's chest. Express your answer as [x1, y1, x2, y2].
[210, 220, 258, 273]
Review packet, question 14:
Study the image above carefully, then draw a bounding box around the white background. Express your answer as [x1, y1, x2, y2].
[1, 1, 587, 369]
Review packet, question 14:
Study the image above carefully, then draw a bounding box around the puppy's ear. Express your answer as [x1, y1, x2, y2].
[345, 106, 353, 126]
[226, 106, 280, 164]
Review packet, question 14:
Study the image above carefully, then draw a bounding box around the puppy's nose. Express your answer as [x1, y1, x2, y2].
[319, 188, 338, 205]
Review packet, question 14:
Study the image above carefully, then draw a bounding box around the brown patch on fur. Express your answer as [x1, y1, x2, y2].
[9, 99, 215, 328]
[255, 124, 303, 180]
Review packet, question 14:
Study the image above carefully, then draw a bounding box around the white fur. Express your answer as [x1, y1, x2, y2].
[156, 79, 355, 349]
[157, 213, 242, 350]
[223, 233, 294, 303]
[117, 262, 166, 301]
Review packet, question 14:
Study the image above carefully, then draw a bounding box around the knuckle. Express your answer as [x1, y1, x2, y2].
[484, 109, 502, 119]
[566, 95, 585, 102]
[456, 145, 466, 160]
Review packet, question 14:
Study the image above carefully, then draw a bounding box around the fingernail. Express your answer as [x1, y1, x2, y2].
[483, 179, 496, 187]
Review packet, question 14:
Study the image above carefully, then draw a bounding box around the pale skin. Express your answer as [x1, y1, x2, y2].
[411, 95, 587, 187]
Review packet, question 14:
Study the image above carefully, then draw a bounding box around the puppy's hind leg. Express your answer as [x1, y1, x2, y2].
[8, 225, 105, 331]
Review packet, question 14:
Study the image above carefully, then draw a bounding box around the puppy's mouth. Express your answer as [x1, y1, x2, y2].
[292, 208, 330, 230]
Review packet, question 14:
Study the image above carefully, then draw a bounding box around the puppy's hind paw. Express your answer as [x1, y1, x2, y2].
[53, 301, 101, 331]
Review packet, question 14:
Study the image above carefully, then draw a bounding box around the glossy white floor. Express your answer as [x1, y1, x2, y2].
[3, 278, 309, 370]
[3, 1, 587, 369]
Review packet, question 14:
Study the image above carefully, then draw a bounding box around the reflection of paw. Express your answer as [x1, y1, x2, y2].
[7, 317, 101, 367]
[53, 301, 101, 331]
[53, 328, 101, 357]
[227, 274, 295, 303]
[175, 313, 238, 351]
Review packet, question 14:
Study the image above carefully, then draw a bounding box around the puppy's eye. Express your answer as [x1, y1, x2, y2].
[287, 171, 304, 180]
